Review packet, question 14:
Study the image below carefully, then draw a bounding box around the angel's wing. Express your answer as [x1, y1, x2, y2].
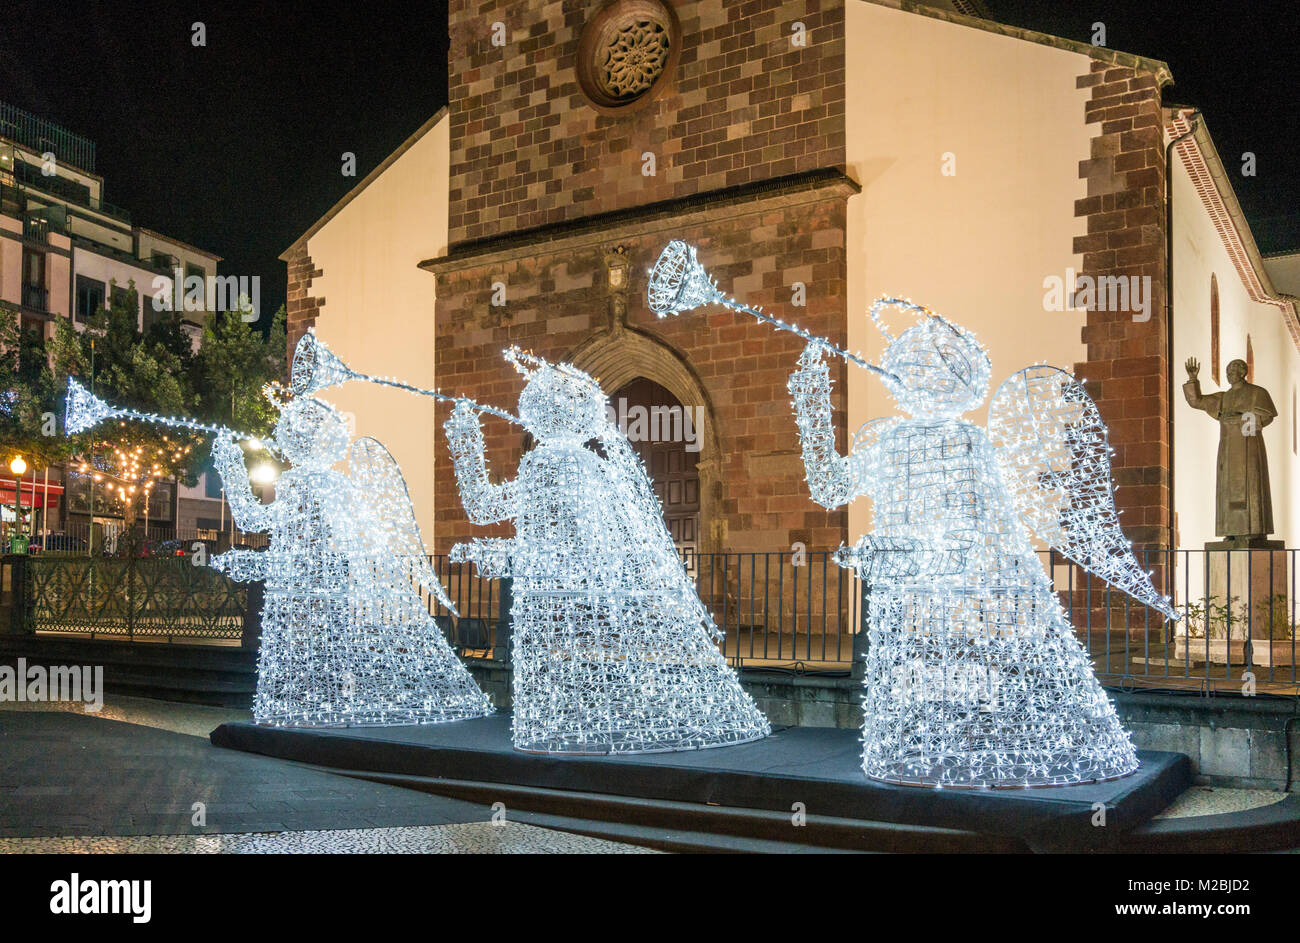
[987, 366, 1178, 621]
[596, 422, 721, 639]
[347, 437, 458, 616]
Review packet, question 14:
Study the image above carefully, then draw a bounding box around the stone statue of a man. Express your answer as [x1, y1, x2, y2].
[1183, 356, 1276, 543]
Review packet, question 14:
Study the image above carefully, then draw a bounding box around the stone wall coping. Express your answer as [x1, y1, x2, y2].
[420, 168, 860, 275]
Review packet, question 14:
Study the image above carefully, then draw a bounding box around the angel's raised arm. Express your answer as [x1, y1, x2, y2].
[787, 342, 875, 509]
[208, 434, 274, 533]
[444, 400, 519, 524]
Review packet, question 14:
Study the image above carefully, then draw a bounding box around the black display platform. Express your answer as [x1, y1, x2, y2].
[211, 713, 1191, 848]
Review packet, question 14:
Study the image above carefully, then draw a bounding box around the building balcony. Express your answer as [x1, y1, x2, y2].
[21, 283, 49, 313]
[0, 101, 97, 173]
[22, 214, 50, 244]
[8, 157, 128, 224]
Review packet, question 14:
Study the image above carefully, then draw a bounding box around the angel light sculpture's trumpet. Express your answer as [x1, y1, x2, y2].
[783, 288, 1181, 788]
[64, 377, 278, 454]
[648, 240, 903, 384]
[291, 328, 521, 425]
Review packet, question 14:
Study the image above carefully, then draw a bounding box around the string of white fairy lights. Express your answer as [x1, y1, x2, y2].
[445, 346, 769, 754]
[650, 238, 1162, 787]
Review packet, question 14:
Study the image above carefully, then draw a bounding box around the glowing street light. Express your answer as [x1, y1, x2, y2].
[250, 463, 279, 485]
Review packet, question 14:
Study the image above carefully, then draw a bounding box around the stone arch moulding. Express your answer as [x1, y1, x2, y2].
[565, 326, 726, 553]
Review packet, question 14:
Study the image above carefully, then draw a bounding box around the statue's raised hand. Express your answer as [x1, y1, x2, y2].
[1185, 357, 1200, 380]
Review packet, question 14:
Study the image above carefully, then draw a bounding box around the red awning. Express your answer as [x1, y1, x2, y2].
[0, 481, 65, 509]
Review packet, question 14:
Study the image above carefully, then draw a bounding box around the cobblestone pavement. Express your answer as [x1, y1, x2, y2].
[0, 822, 657, 854]
[1153, 784, 1288, 818]
[0, 708, 655, 852]
[0, 692, 250, 737]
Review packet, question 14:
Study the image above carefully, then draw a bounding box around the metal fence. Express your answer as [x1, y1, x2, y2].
[420, 547, 1299, 693]
[1055, 547, 1298, 695]
[5, 541, 1295, 695]
[13, 553, 247, 641]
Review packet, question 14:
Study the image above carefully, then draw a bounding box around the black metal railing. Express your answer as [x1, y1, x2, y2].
[1054, 547, 1299, 695]
[423, 547, 1299, 692]
[8, 538, 1293, 694]
[12, 553, 247, 641]
[22, 214, 49, 243]
[419, 550, 863, 669]
[0, 102, 96, 172]
[21, 283, 48, 312]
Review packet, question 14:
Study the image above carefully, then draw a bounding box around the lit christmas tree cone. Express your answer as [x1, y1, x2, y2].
[445, 347, 770, 754]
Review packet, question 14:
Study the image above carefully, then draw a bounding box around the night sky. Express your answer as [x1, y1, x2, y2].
[0, 1, 1294, 329]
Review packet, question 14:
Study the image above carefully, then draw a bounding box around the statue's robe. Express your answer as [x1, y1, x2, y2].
[1183, 378, 1276, 537]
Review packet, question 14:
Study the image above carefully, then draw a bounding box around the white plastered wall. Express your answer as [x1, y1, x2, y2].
[301, 116, 450, 542]
[1170, 158, 1300, 552]
[844, 1, 1093, 542]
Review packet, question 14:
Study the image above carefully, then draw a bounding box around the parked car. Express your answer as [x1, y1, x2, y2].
[145, 538, 222, 559]
[28, 534, 89, 554]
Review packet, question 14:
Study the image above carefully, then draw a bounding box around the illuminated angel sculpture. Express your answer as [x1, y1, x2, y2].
[788, 303, 1184, 787]
[445, 347, 770, 754]
[647, 240, 1176, 787]
[209, 391, 493, 727]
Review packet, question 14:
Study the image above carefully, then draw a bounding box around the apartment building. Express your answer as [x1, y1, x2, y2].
[0, 102, 229, 541]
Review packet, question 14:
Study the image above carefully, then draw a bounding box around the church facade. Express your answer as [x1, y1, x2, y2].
[281, 0, 1300, 568]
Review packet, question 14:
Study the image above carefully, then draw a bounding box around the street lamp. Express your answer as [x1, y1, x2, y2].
[8, 456, 27, 550]
[250, 463, 279, 486]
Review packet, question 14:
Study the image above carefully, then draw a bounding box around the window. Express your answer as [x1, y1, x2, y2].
[184, 262, 207, 313]
[21, 249, 47, 311]
[75, 275, 105, 322]
[1209, 273, 1220, 383]
[22, 248, 44, 287]
[1245, 334, 1254, 382]
[204, 469, 224, 499]
[109, 283, 137, 323]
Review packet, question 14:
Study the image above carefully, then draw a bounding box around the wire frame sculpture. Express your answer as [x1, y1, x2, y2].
[785, 302, 1165, 788]
[209, 392, 493, 727]
[445, 347, 770, 754]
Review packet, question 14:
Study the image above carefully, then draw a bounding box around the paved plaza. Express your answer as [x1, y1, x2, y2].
[0, 694, 1288, 853]
[0, 697, 655, 853]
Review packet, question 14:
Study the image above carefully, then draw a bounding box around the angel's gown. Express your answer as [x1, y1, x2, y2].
[213, 457, 492, 727]
[446, 394, 770, 754]
[793, 377, 1138, 787]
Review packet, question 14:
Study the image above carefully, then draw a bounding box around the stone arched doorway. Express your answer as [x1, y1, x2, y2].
[611, 377, 700, 561]
[567, 327, 723, 554]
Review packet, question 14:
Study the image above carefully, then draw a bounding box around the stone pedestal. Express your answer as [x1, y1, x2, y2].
[1205, 541, 1290, 643]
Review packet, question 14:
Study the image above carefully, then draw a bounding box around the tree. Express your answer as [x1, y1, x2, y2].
[0, 305, 75, 470]
[48, 281, 204, 528]
[193, 301, 287, 442]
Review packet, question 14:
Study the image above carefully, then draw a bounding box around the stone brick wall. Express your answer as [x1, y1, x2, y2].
[427, 189, 851, 558]
[284, 244, 323, 357]
[446, 0, 846, 245]
[1072, 59, 1171, 550]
